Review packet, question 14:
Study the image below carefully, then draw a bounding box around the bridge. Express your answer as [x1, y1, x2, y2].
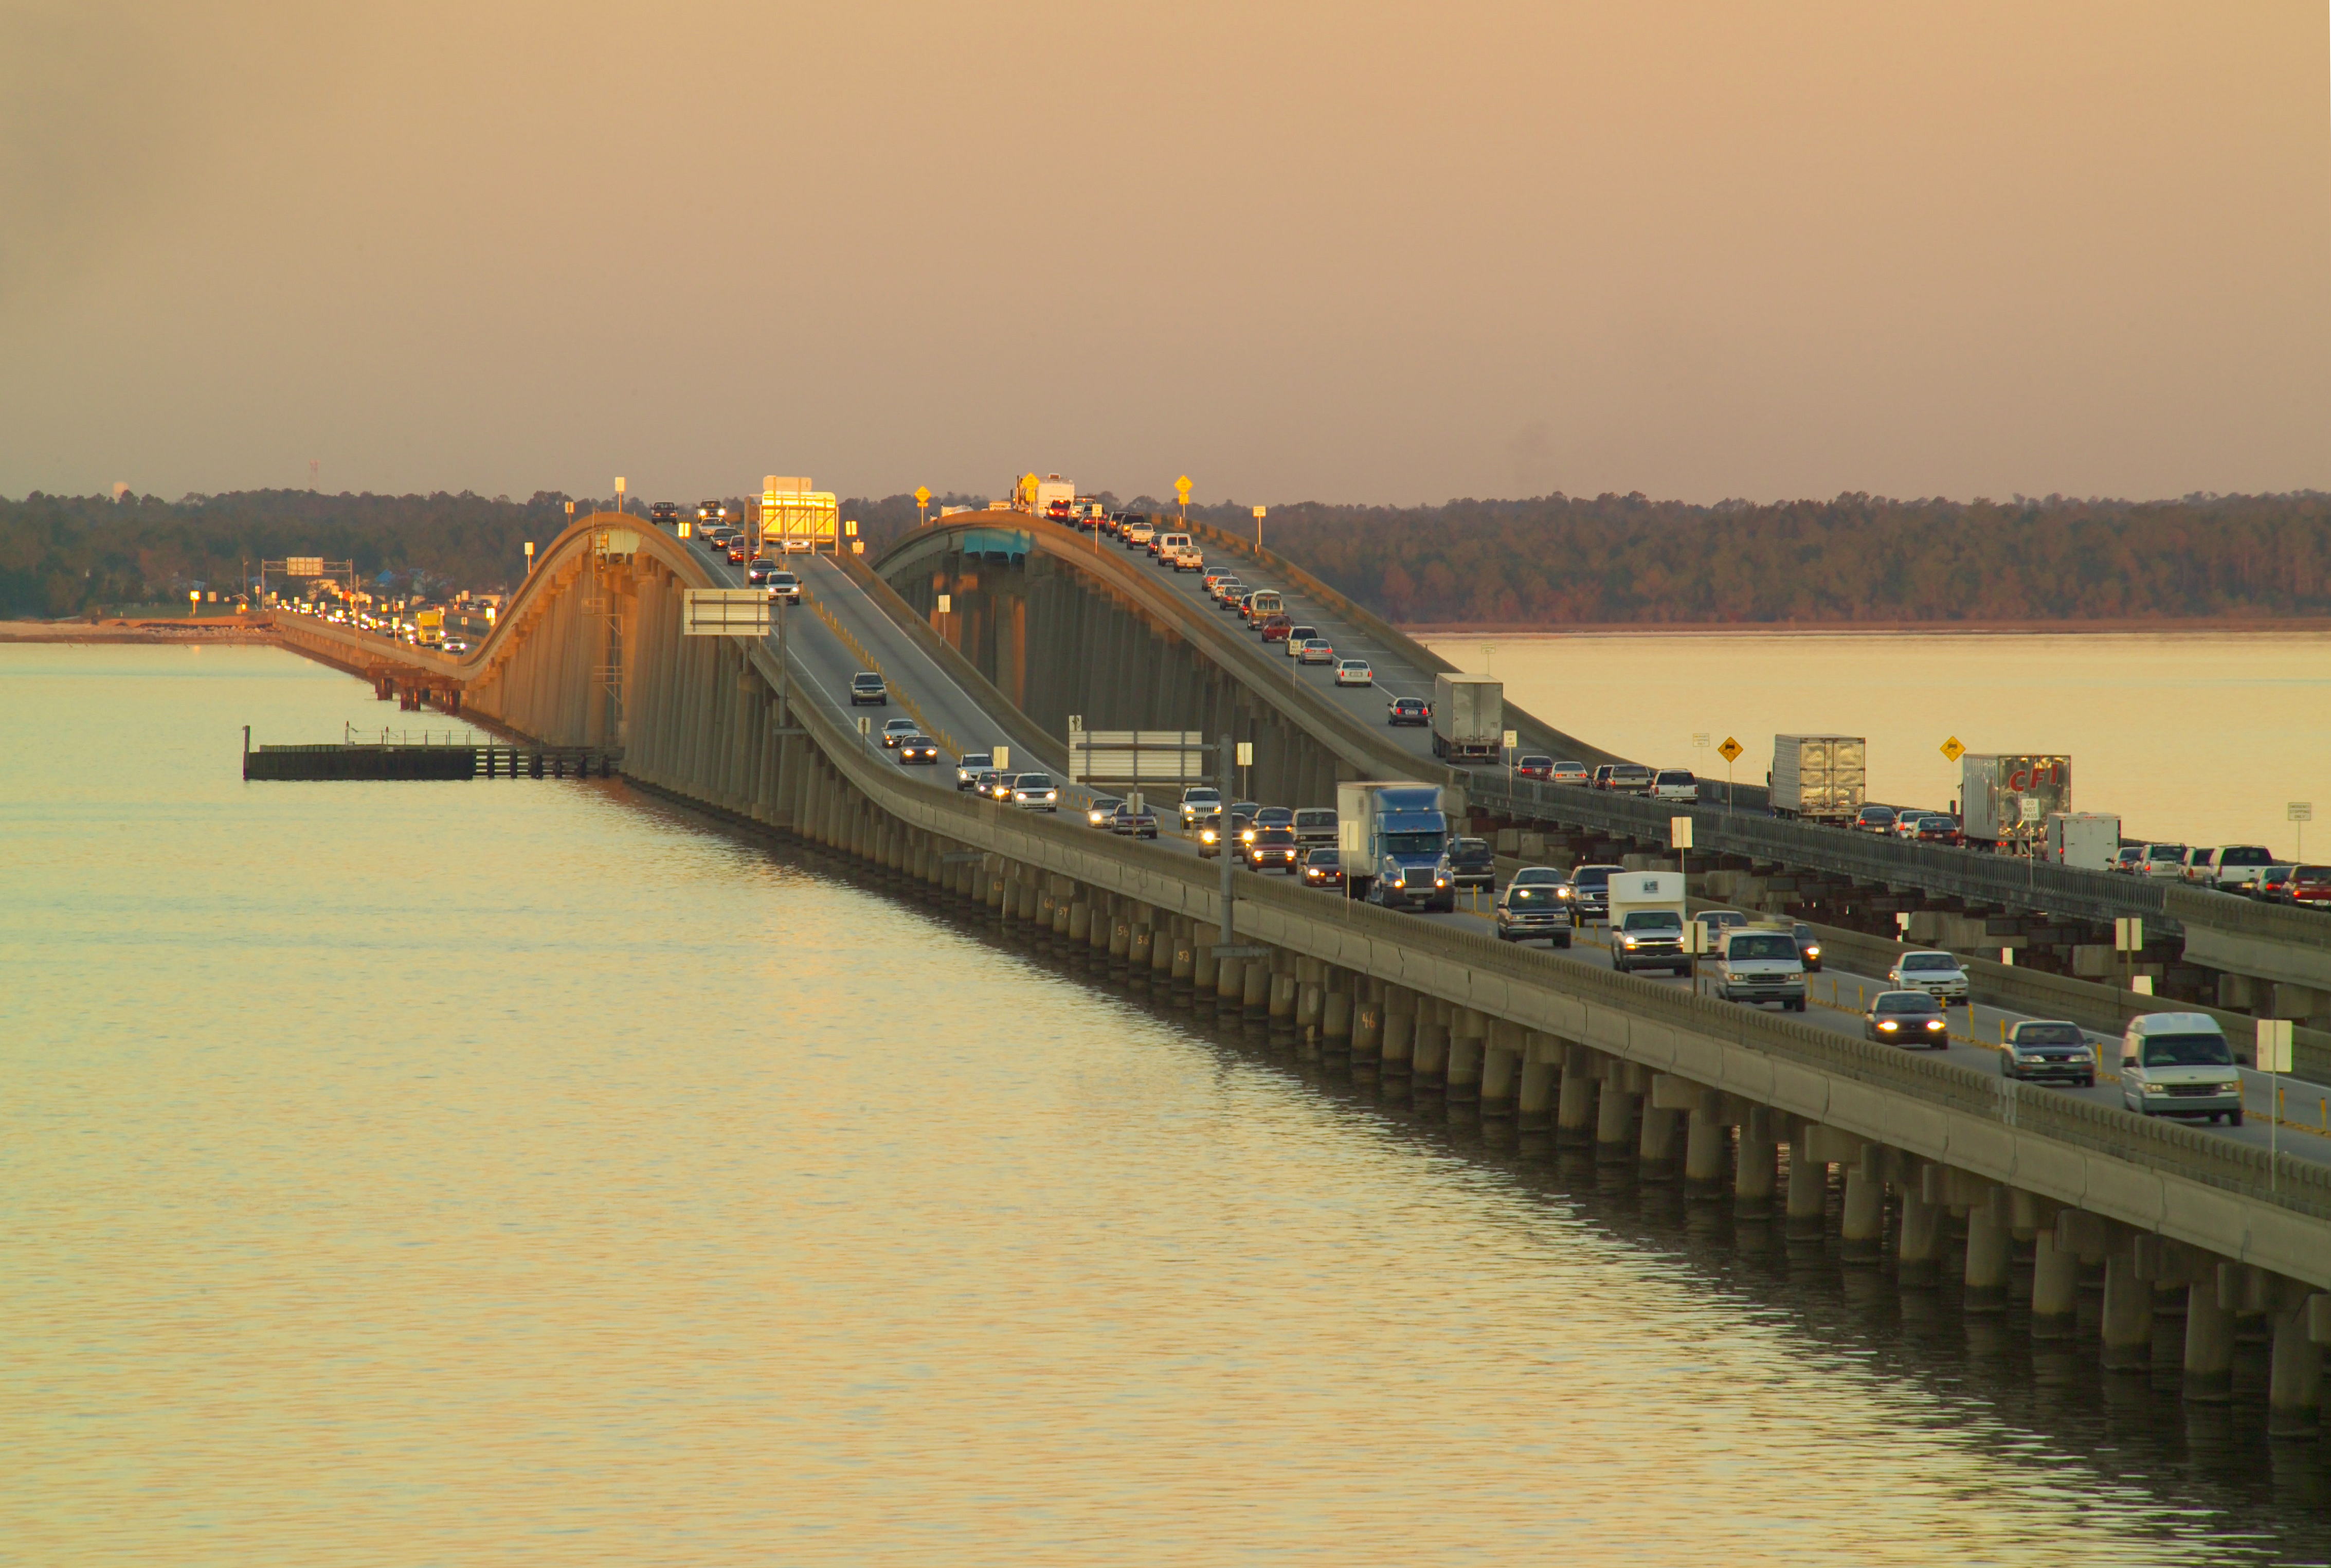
[267, 506, 2331, 1437]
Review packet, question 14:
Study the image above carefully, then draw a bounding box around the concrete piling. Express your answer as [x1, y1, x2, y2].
[2100, 1254, 2154, 1371]
[1068, 899, 1092, 943]
[2031, 1232, 2080, 1340]
[1517, 1036, 1558, 1133]
[2184, 1275, 2238, 1402]
[1446, 1008, 1486, 1102]
[1352, 997, 1383, 1058]
[1734, 1108, 1778, 1219]
[1556, 1049, 1597, 1144]
[1242, 955, 1271, 1014]
[1381, 988, 1415, 1072]
[1897, 1187, 1942, 1287]
[1637, 1105, 1681, 1179]
[2269, 1288, 2324, 1439]
[1323, 988, 1354, 1049]
[1594, 1073, 1638, 1162]
[1684, 1107, 1726, 1195]
[1839, 1162, 1884, 1265]
[1963, 1201, 2011, 1312]
[1412, 1002, 1450, 1087]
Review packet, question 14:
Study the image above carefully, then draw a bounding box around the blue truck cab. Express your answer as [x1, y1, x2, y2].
[1336, 781, 1455, 913]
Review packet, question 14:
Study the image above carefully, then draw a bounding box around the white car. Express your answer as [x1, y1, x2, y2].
[1334, 659, 1373, 686]
[1179, 786, 1223, 829]
[1296, 638, 1334, 665]
[1888, 950, 1969, 1003]
[1009, 772, 1060, 812]
[880, 718, 920, 749]
[2135, 843, 2189, 878]
[1650, 769, 1698, 802]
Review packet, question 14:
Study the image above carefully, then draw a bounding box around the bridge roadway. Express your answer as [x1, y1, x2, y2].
[273, 513, 2331, 1412]
[689, 533, 2331, 1172]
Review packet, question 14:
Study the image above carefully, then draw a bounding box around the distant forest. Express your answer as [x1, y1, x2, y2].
[1185, 491, 2331, 625]
[5, 486, 2328, 624]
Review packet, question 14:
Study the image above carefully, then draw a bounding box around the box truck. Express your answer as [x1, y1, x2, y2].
[1769, 735, 1866, 822]
[1961, 754, 2071, 851]
[2044, 812, 2121, 870]
[1605, 870, 1690, 975]
[1337, 780, 1453, 911]
[1431, 674, 1503, 763]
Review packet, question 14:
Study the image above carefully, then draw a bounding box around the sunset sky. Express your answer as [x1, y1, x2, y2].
[5, 2, 2327, 506]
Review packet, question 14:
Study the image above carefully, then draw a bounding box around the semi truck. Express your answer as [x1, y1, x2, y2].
[1961, 753, 2071, 851]
[1431, 674, 1503, 764]
[1336, 780, 1454, 911]
[1768, 734, 1866, 822]
[2044, 811, 2120, 870]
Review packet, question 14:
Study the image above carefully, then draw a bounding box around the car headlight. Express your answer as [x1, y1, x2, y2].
[1878, 1020, 1899, 1031]
[1623, 938, 1639, 948]
[1201, 830, 1217, 843]
[1925, 1019, 1945, 1031]
[1556, 887, 1573, 898]
[1045, 792, 1056, 801]
[1436, 877, 1448, 888]
[2144, 1083, 2169, 1095]
[1804, 944, 1820, 958]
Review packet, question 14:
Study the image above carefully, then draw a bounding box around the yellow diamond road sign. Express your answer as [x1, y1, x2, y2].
[914, 486, 931, 507]
[1717, 736, 1743, 764]
[1941, 735, 1965, 763]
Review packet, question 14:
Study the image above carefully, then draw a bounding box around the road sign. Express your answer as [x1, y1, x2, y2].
[682, 589, 770, 636]
[1941, 735, 1966, 763]
[1069, 730, 1203, 783]
[2291, 802, 2314, 822]
[1671, 816, 1694, 850]
[1718, 736, 1743, 764]
[1236, 741, 1254, 766]
[285, 556, 324, 577]
[1175, 476, 1192, 502]
[2115, 917, 2144, 951]
[1252, 505, 1265, 520]
[914, 486, 931, 507]
[2258, 1019, 2294, 1074]
[936, 593, 951, 614]
[1502, 729, 1517, 750]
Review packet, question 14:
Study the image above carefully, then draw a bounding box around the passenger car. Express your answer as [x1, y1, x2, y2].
[2286, 865, 2331, 906]
[1549, 761, 1591, 786]
[2118, 1014, 2243, 1123]
[1865, 990, 1949, 1047]
[974, 768, 1004, 798]
[896, 737, 941, 765]
[1563, 863, 1621, 924]
[766, 571, 802, 603]
[956, 751, 993, 791]
[1515, 755, 1553, 780]
[746, 558, 775, 584]
[1387, 697, 1431, 726]
[880, 718, 919, 748]
[1851, 805, 1898, 835]
[1296, 638, 1335, 665]
[1282, 624, 1320, 656]
[1299, 848, 1343, 889]
[2000, 1020, 2094, 1086]
[1611, 909, 1690, 975]
[1494, 872, 1573, 946]
[848, 672, 888, 706]
[1086, 795, 1123, 828]
[985, 771, 1015, 801]
[1887, 950, 1969, 1002]
[2136, 843, 2189, 878]
[1602, 764, 1655, 795]
[1445, 837, 1495, 890]
[1293, 808, 1339, 848]
[1178, 787, 1222, 830]
[1691, 909, 1749, 955]
[1910, 814, 1962, 845]
[1010, 773, 1060, 811]
[1334, 659, 1374, 686]
[1244, 826, 1302, 872]
[1650, 769, 1698, 802]
[1110, 802, 1159, 838]
[1257, 615, 1295, 643]
[1788, 922, 1824, 972]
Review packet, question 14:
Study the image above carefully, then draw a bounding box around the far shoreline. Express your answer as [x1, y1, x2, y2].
[1405, 616, 2331, 638]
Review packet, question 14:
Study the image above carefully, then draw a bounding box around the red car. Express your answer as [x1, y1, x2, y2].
[1516, 754, 1554, 780]
[1258, 614, 1295, 643]
[2290, 866, 2331, 907]
[726, 542, 749, 564]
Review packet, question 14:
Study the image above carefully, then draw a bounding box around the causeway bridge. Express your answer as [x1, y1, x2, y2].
[267, 506, 2331, 1438]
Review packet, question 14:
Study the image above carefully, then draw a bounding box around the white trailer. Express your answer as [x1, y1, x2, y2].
[1769, 734, 1866, 822]
[1431, 674, 1503, 763]
[2045, 812, 2121, 870]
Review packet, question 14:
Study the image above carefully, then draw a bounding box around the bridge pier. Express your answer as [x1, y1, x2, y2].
[1684, 1105, 1727, 1195]
[1516, 1034, 1558, 1132]
[1595, 1062, 1638, 1162]
[1839, 1156, 1885, 1265]
[1412, 1000, 1449, 1088]
[1242, 953, 1271, 1015]
[1445, 1007, 1485, 1104]
[2031, 1231, 2081, 1339]
[1480, 1019, 1522, 1116]
[1556, 1046, 1597, 1145]
[1734, 1108, 1778, 1218]
[1380, 987, 1415, 1073]
[2269, 1285, 2324, 1438]
[1898, 1184, 1944, 1288]
[1964, 1198, 2012, 1311]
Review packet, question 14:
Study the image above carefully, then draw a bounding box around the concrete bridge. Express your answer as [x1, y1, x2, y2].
[269, 508, 2331, 1439]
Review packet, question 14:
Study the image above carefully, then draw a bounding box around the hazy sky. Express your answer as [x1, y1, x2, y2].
[5, 2, 2327, 507]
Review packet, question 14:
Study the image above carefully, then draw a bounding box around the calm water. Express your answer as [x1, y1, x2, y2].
[1424, 630, 2331, 854]
[5, 644, 2329, 1566]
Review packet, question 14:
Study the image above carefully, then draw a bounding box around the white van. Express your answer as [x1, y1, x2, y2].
[1716, 927, 1807, 1010]
[2118, 1013, 2244, 1124]
[1244, 589, 1284, 619]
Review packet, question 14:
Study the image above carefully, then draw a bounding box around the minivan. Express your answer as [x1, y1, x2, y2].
[1244, 590, 1285, 619]
[2118, 1014, 2244, 1124]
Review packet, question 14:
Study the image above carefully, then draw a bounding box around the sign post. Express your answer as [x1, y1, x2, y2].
[1175, 476, 1192, 527]
[2259, 1018, 2293, 1187]
[1717, 735, 1743, 812]
[2115, 916, 2144, 997]
[2291, 801, 2312, 862]
[1236, 739, 1253, 799]
[1252, 504, 1265, 552]
[915, 485, 932, 528]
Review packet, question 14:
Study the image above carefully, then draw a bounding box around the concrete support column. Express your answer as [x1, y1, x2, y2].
[2100, 1254, 2153, 1371]
[1381, 988, 1416, 1071]
[1594, 1076, 1638, 1162]
[1323, 988, 1354, 1048]
[1785, 1142, 1827, 1238]
[1150, 922, 1174, 978]
[1351, 994, 1383, 1057]
[1242, 955, 1272, 1014]
[1963, 1202, 2012, 1313]
[1898, 1188, 1943, 1288]
[1839, 1162, 1884, 1265]
[1734, 1109, 1778, 1219]
[2269, 1293, 2324, 1439]
[1128, 921, 1155, 969]
[1217, 954, 1242, 1003]
[1015, 878, 1038, 923]
[1068, 899, 1092, 943]
[1192, 924, 1219, 990]
[1517, 1037, 1557, 1132]
[1171, 930, 1196, 982]
[1446, 1009, 1486, 1102]
[1411, 1002, 1450, 1086]
[1683, 1107, 1726, 1194]
[1036, 886, 1057, 930]
[1637, 1105, 1681, 1179]
[1110, 911, 1132, 960]
[1556, 1049, 1598, 1144]
[2183, 1280, 2238, 1403]
[1089, 895, 1114, 952]
[1269, 971, 1297, 1020]
[1480, 1024, 1521, 1115]
[2031, 1232, 2080, 1340]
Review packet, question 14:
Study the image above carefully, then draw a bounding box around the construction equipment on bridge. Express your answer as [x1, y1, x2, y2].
[761, 476, 838, 553]
[1067, 719, 1206, 783]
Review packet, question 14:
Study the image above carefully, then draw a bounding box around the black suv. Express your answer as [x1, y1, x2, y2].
[848, 672, 888, 706]
[1447, 837, 1495, 891]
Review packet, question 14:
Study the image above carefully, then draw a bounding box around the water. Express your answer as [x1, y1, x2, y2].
[1423, 630, 2331, 855]
[5, 643, 2329, 1565]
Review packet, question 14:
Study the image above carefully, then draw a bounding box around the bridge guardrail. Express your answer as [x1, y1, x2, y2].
[790, 673, 2331, 1229]
[2164, 882, 2329, 946]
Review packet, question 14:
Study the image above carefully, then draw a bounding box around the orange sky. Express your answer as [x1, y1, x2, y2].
[4, 1, 2326, 505]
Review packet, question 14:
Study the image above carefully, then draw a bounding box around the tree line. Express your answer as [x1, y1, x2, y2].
[7, 486, 2327, 623]
[1183, 491, 2331, 624]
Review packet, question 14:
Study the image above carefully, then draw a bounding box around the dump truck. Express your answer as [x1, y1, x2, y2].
[1336, 780, 1453, 911]
[1431, 674, 1503, 764]
[1961, 754, 2071, 851]
[1768, 734, 1866, 823]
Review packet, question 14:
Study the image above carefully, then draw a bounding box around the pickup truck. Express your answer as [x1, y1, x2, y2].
[1714, 927, 1808, 1010]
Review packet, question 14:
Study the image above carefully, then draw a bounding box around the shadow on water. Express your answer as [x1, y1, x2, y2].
[652, 791, 2331, 1560]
